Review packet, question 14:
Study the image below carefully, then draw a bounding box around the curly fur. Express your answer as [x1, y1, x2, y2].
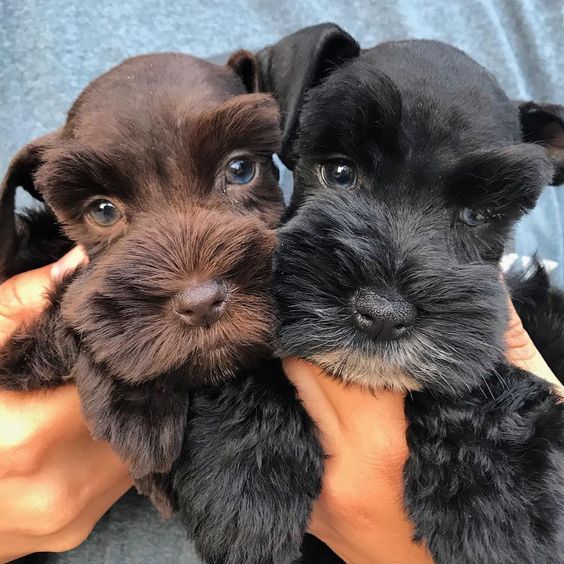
[259, 24, 564, 563]
[0, 54, 284, 479]
[0, 50, 326, 564]
[173, 360, 323, 564]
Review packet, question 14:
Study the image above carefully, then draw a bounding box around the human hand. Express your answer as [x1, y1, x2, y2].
[0, 249, 133, 562]
[0, 247, 87, 347]
[284, 293, 562, 564]
[505, 295, 563, 391]
[284, 357, 432, 564]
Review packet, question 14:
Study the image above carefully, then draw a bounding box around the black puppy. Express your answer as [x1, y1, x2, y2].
[0, 52, 322, 542]
[256, 24, 564, 563]
[175, 25, 564, 564]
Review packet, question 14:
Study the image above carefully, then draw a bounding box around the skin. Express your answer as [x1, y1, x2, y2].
[0, 248, 132, 563]
[0, 248, 561, 562]
[285, 296, 563, 564]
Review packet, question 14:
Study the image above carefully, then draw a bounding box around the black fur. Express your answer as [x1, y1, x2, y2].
[404, 367, 564, 564]
[508, 262, 564, 383]
[9, 207, 72, 277]
[259, 24, 564, 563]
[173, 359, 323, 564]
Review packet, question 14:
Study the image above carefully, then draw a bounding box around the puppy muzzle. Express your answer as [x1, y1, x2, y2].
[62, 208, 276, 384]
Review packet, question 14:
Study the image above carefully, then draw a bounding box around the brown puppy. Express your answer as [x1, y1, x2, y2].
[0, 52, 284, 514]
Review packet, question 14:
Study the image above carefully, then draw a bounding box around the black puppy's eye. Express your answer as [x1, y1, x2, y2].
[320, 160, 357, 189]
[225, 158, 256, 185]
[459, 207, 496, 227]
[86, 199, 122, 227]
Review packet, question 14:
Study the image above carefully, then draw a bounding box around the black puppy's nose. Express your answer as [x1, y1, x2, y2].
[174, 280, 228, 327]
[353, 288, 416, 339]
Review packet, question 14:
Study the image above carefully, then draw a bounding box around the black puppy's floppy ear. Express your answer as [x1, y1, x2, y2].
[448, 144, 553, 216]
[256, 23, 360, 167]
[0, 131, 59, 279]
[226, 49, 260, 93]
[519, 101, 564, 185]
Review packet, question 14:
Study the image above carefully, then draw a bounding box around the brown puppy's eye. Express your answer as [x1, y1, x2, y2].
[320, 159, 357, 189]
[86, 199, 122, 227]
[225, 158, 256, 185]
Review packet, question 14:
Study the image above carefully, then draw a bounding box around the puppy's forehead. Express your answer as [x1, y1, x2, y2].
[302, 41, 520, 163]
[40, 53, 283, 212]
[64, 53, 245, 144]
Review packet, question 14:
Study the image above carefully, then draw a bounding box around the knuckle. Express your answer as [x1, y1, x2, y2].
[21, 481, 79, 537]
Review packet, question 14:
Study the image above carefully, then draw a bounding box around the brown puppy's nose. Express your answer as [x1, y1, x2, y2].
[174, 280, 228, 327]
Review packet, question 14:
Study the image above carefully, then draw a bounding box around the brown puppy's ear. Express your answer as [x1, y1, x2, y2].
[226, 49, 260, 93]
[0, 131, 59, 279]
[519, 101, 564, 185]
[255, 23, 360, 167]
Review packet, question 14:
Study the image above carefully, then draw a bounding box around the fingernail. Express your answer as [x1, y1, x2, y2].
[51, 246, 88, 280]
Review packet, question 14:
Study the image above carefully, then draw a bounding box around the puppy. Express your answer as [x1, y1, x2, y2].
[257, 24, 564, 563]
[0, 52, 325, 526]
[173, 24, 564, 564]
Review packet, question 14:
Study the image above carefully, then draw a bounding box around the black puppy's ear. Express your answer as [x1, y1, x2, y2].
[449, 144, 553, 216]
[0, 131, 58, 279]
[519, 101, 564, 185]
[256, 23, 360, 166]
[226, 49, 260, 93]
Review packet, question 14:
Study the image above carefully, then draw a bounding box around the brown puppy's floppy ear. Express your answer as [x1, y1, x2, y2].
[519, 101, 564, 185]
[0, 131, 59, 279]
[226, 49, 260, 94]
[255, 23, 360, 167]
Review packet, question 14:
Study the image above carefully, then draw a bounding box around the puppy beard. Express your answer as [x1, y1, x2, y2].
[309, 350, 422, 392]
[274, 201, 508, 395]
[62, 209, 276, 385]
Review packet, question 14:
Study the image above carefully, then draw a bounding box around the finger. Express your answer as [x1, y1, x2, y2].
[505, 297, 563, 390]
[0, 386, 84, 449]
[283, 358, 409, 456]
[39, 476, 132, 554]
[0, 386, 131, 533]
[0, 442, 131, 532]
[0, 246, 88, 315]
[50, 246, 88, 282]
[0, 386, 95, 478]
[0, 385, 132, 479]
[41, 433, 132, 519]
[0, 264, 54, 322]
[282, 358, 343, 453]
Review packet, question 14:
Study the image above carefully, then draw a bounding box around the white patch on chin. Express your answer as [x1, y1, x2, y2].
[310, 350, 422, 392]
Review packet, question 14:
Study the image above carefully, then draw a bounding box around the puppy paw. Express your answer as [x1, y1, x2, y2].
[0, 290, 76, 391]
[173, 361, 324, 564]
[75, 353, 189, 477]
[404, 365, 564, 564]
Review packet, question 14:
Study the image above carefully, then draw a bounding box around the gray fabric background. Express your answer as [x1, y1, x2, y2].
[1, 1, 563, 562]
[2, 0, 564, 284]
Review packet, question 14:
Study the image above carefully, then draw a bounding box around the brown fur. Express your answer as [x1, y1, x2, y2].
[0, 52, 283, 514]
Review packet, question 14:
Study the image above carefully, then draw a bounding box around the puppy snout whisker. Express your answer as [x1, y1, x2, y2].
[352, 287, 417, 340]
[174, 279, 228, 327]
